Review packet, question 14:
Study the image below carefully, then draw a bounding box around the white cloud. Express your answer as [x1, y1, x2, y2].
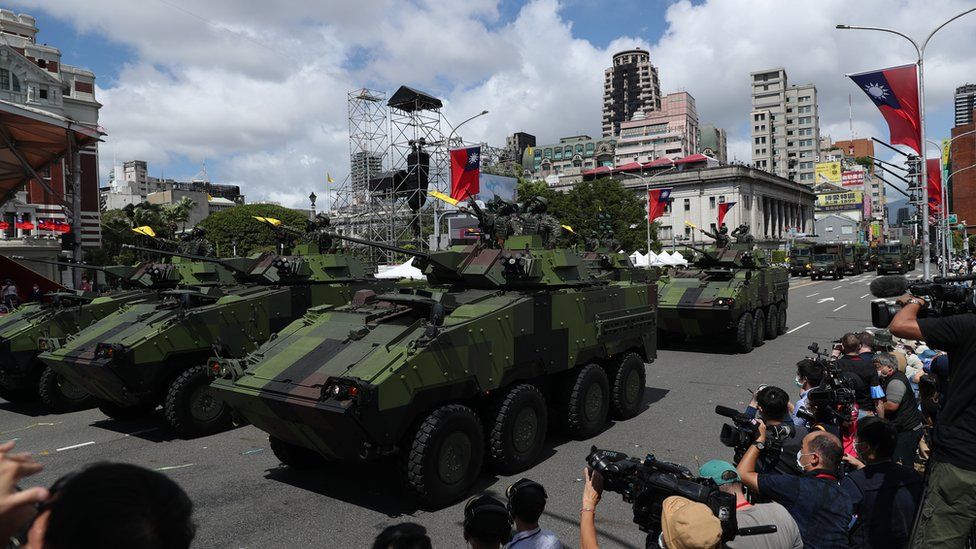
[14, 0, 976, 207]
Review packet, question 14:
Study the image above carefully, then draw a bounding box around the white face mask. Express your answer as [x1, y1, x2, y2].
[796, 451, 814, 470]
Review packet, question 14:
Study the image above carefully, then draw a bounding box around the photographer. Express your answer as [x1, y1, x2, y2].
[462, 494, 512, 549]
[888, 295, 976, 547]
[742, 386, 806, 475]
[698, 460, 802, 549]
[504, 478, 563, 549]
[736, 424, 850, 549]
[841, 417, 922, 549]
[792, 359, 823, 425]
[835, 333, 886, 419]
[873, 353, 924, 465]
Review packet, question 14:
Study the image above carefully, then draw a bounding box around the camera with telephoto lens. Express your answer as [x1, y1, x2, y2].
[871, 275, 976, 328]
[794, 343, 857, 427]
[715, 405, 795, 466]
[585, 447, 777, 547]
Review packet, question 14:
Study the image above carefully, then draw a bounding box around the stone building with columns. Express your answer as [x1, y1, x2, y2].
[607, 163, 815, 245]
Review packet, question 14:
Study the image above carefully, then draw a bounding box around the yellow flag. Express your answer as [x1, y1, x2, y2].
[252, 216, 283, 227]
[428, 190, 460, 206]
[207, 194, 213, 201]
[684, 220, 697, 229]
[561, 224, 575, 234]
[327, 173, 335, 184]
[132, 226, 156, 238]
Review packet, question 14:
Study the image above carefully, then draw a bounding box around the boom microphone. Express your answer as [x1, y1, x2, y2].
[715, 405, 745, 419]
[870, 275, 910, 298]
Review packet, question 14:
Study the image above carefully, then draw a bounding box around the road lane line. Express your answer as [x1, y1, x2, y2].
[860, 293, 870, 299]
[833, 304, 847, 312]
[806, 293, 819, 297]
[786, 322, 811, 334]
[56, 441, 95, 452]
[832, 285, 843, 289]
[155, 463, 194, 471]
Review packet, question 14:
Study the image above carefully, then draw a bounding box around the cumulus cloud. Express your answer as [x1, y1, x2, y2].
[13, 0, 976, 207]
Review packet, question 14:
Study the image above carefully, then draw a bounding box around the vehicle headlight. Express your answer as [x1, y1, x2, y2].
[713, 297, 735, 307]
[95, 342, 126, 360]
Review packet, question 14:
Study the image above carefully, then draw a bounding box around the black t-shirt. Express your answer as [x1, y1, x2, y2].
[918, 315, 976, 471]
[841, 461, 923, 549]
[836, 356, 881, 411]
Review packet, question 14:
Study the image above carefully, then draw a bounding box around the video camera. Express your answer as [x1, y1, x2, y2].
[870, 274, 976, 328]
[586, 447, 776, 546]
[715, 405, 795, 465]
[794, 343, 857, 427]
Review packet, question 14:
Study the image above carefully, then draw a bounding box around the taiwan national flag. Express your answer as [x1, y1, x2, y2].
[718, 201, 736, 227]
[849, 64, 921, 154]
[927, 158, 942, 215]
[647, 188, 671, 222]
[450, 146, 481, 201]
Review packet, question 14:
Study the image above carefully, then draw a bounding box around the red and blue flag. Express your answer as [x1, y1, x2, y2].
[848, 64, 921, 154]
[647, 188, 671, 222]
[450, 146, 481, 201]
[927, 158, 942, 215]
[718, 201, 736, 227]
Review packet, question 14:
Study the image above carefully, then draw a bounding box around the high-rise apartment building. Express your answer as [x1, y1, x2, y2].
[955, 84, 976, 127]
[505, 132, 535, 163]
[614, 91, 698, 164]
[350, 151, 383, 192]
[699, 124, 728, 164]
[951, 109, 976, 230]
[602, 49, 661, 137]
[750, 68, 821, 184]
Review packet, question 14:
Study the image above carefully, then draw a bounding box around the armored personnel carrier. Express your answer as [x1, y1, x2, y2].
[656, 244, 789, 353]
[41, 240, 389, 437]
[209, 218, 659, 507]
[0, 257, 236, 411]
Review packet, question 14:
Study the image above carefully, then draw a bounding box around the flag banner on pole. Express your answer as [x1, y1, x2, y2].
[327, 173, 334, 184]
[647, 188, 671, 222]
[718, 201, 736, 227]
[37, 220, 56, 231]
[132, 226, 156, 238]
[927, 158, 942, 215]
[0, 222, 9, 230]
[450, 146, 481, 201]
[428, 190, 460, 206]
[251, 216, 282, 227]
[54, 222, 70, 233]
[848, 64, 921, 154]
[15, 219, 33, 230]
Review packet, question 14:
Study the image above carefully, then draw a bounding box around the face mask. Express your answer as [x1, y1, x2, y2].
[795, 376, 804, 388]
[796, 451, 813, 470]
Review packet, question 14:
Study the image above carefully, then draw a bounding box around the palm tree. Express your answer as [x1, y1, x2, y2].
[174, 196, 196, 232]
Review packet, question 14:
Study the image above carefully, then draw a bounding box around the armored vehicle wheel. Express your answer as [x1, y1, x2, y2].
[165, 365, 233, 438]
[404, 404, 484, 508]
[559, 364, 610, 440]
[38, 366, 94, 412]
[752, 309, 766, 347]
[777, 303, 787, 335]
[487, 384, 548, 474]
[764, 305, 779, 340]
[96, 400, 156, 421]
[269, 435, 328, 469]
[609, 353, 645, 420]
[735, 313, 754, 353]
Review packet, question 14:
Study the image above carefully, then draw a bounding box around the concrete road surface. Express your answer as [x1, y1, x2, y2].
[0, 269, 899, 548]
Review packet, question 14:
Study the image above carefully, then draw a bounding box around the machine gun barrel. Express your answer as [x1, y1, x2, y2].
[326, 233, 430, 260]
[121, 245, 249, 275]
[11, 256, 119, 274]
[681, 243, 713, 257]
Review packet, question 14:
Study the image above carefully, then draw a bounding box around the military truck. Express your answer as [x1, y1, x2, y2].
[0, 257, 239, 410]
[877, 243, 915, 274]
[656, 244, 788, 353]
[209, 229, 659, 507]
[41, 242, 389, 437]
[788, 244, 813, 277]
[809, 252, 845, 280]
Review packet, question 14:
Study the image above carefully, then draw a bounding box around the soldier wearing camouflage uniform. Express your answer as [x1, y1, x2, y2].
[178, 227, 215, 257]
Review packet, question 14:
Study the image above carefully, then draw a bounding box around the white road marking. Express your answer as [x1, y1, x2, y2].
[786, 322, 811, 334]
[860, 293, 870, 299]
[817, 297, 835, 303]
[832, 285, 843, 290]
[806, 293, 820, 297]
[833, 304, 847, 312]
[56, 441, 95, 452]
[155, 463, 194, 472]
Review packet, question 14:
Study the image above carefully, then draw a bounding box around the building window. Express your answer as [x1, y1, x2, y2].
[38, 87, 48, 100]
[684, 198, 691, 211]
[719, 195, 726, 204]
[709, 196, 716, 209]
[0, 69, 19, 92]
[841, 226, 854, 235]
[585, 143, 595, 156]
[685, 226, 692, 237]
[543, 148, 552, 158]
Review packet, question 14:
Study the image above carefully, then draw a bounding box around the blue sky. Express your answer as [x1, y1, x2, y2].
[16, 0, 975, 207]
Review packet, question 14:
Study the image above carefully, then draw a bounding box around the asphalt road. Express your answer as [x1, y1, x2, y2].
[0, 268, 901, 548]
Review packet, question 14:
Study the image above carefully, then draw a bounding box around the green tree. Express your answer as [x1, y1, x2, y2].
[198, 203, 308, 257]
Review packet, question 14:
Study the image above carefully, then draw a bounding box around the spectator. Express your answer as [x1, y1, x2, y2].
[915, 375, 939, 473]
[889, 294, 976, 547]
[841, 417, 923, 549]
[29, 283, 43, 303]
[792, 359, 823, 425]
[463, 494, 511, 549]
[858, 331, 875, 362]
[698, 459, 802, 549]
[580, 467, 602, 549]
[660, 496, 721, 549]
[835, 332, 885, 418]
[21, 462, 195, 549]
[737, 425, 851, 549]
[80, 276, 92, 292]
[744, 386, 807, 475]
[1, 278, 18, 309]
[372, 523, 432, 549]
[0, 440, 48, 543]
[504, 478, 562, 549]
[873, 353, 924, 465]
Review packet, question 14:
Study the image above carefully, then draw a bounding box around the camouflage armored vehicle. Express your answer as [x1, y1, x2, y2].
[41, 241, 388, 436]
[0, 256, 239, 410]
[656, 244, 789, 353]
[210, 226, 658, 506]
[877, 243, 915, 274]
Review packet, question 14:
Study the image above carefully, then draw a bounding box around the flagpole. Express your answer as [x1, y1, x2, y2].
[837, 8, 976, 280]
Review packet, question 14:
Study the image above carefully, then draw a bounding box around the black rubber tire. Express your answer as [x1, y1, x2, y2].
[487, 384, 548, 474]
[752, 309, 766, 347]
[735, 312, 754, 353]
[609, 352, 646, 420]
[96, 399, 156, 420]
[164, 365, 233, 438]
[269, 435, 327, 469]
[777, 303, 788, 335]
[38, 366, 94, 412]
[764, 304, 779, 340]
[558, 364, 610, 440]
[403, 404, 484, 508]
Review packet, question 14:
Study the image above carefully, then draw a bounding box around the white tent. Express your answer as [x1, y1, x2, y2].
[645, 251, 659, 266]
[629, 250, 646, 267]
[670, 251, 688, 266]
[375, 257, 425, 280]
[653, 251, 672, 266]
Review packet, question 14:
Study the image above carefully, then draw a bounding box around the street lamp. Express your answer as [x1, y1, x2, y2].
[309, 191, 317, 219]
[837, 7, 976, 280]
[447, 110, 489, 149]
[617, 161, 677, 259]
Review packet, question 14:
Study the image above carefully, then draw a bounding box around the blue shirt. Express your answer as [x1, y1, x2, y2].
[758, 471, 851, 549]
[841, 462, 923, 549]
[505, 527, 563, 549]
[793, 389, 810, 425]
